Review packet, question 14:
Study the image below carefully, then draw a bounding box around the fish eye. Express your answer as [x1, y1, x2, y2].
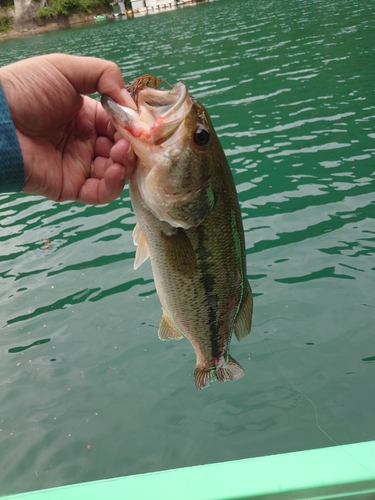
[193, 126, 210, 147]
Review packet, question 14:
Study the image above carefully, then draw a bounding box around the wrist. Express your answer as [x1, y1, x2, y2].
[0, 83, 25, 193]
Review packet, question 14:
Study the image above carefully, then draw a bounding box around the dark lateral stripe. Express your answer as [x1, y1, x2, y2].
[196, 227, 220, 359]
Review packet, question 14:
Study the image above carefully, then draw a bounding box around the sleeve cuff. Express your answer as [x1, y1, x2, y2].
[0, 83, 25, 193]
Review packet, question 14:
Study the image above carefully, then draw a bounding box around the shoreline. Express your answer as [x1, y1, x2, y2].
[0, 24, 67, 41]
[0, 1, 204, 42]
[0, 12, 105, 42]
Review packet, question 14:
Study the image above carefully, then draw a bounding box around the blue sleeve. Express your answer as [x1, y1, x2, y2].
[0, 83, 25, 193]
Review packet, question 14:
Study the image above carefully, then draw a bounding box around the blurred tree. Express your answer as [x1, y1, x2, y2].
[0, 0, 14, 7]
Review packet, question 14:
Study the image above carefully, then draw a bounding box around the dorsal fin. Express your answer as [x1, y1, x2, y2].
[234, 282, 253, 341]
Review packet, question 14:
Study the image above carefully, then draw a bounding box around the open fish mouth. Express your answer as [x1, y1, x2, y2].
[101, 80, 192, 146]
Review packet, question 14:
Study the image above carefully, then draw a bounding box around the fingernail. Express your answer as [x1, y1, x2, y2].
[120, 168, 126, 181]
[121, 89, 137, 110]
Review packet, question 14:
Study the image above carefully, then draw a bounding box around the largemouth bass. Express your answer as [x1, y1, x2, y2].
[102, 76, 253, 389]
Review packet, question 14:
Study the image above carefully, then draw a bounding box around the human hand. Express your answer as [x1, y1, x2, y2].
[0, 53, 137, 204]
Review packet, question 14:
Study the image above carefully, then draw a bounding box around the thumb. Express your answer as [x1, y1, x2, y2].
[44, 53, 136, 108]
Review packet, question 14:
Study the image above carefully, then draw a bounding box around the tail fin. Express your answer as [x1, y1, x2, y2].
[194, 356, 245, 390]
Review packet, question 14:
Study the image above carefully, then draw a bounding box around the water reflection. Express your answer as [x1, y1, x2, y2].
[8, 339, 51, 354]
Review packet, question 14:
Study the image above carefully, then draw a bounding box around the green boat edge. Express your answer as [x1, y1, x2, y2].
[3, 440, 375, 499]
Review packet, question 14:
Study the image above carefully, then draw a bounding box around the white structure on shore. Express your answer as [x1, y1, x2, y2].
[111, 0, 196, 16]
[131, 0, 180, 9]
[131, 0, 144, 9]
[143, 0, 175, 7]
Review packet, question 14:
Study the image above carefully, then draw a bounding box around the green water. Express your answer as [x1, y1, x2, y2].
[1, 0, 375, 494]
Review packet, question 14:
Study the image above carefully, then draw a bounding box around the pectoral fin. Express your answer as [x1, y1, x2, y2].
[161, 228, 197, 276]
[133, 224, 150, 270]
[234, 281, 253, 341]
[158, 314, 184, 341]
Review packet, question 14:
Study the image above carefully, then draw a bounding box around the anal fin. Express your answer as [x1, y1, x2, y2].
[158, 314, 184, 341]
[234, 281, 253, 341]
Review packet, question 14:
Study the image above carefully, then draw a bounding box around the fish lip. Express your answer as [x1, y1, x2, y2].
[101, 94, 151, 140]
[101, 94, 134, 119]
[101, 83, 192, 145]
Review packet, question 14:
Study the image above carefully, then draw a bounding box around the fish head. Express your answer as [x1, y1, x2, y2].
[101, 79, 220, 228]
